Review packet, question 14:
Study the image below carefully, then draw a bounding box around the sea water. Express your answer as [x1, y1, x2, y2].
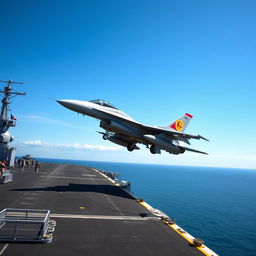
[37, 158, 256, 256]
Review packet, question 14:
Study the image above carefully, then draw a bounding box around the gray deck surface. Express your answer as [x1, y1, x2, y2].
[0, 163, 204, 256]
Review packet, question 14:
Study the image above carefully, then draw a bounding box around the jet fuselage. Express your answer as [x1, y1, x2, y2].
[57, 99, 208, 155]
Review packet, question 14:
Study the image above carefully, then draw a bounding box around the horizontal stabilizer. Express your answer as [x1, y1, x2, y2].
[179, 145, 208, 155]
[198, 135, 210, 142]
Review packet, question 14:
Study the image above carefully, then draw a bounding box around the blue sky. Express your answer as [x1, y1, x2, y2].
[1, 0, 256, 169]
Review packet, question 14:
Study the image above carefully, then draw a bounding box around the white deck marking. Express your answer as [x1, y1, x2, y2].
[19, 202, 31, 205]
[51, 213, 157, 221]
[0, 244, 8, 256]
[89, 170, 124, 216]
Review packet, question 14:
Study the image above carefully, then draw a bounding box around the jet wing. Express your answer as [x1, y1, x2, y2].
[141, 124, 210, 142]
[178, 145, 208, 155]
[95, 108, 209, 142]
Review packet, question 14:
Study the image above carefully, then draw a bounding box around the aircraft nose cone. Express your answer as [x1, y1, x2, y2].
[56, 99, 78, 111]
[56, 99, 89, 113]
[56, 99, 68, 107]
[57, 99, 74, 107]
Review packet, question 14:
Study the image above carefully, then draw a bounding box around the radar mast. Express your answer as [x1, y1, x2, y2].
[0, 80, 26, 183]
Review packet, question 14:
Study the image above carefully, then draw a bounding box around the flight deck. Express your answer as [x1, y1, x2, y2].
[0, 163, 216, 256]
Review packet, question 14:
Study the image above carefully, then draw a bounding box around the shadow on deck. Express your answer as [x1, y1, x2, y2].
[12, 183, 133, 199]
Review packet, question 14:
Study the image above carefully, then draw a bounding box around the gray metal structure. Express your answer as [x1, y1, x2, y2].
[0, 80, 25, 183]
[57, 99, 209, 155]
[0, 80, 25, 165]
[0, 208, 55, 243]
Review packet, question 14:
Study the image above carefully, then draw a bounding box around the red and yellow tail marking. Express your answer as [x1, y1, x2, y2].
[171, 120, 184, 131]
[185, 113, 193, 118]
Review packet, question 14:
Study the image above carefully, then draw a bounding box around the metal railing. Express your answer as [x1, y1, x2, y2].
[0, 170, 13, 184]
[0, 208, 55, 243]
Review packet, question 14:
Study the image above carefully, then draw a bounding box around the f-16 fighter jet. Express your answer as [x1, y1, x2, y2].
[57, 99, 209, 155]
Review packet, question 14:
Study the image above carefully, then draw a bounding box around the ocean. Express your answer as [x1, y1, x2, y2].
[37, 158, 256, 256]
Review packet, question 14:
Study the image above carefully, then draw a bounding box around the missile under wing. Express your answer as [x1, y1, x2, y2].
[57, 99, 209, 155]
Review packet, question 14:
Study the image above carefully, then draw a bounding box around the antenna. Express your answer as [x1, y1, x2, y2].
[0, 80, 26, 97]
[0, 80, 24, 85]
[0, 80, 26, 121]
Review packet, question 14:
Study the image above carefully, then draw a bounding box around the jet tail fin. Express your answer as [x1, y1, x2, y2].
[167, 113, 193, 132]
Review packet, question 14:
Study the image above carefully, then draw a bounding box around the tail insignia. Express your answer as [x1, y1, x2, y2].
[168, 113, 193, 132]
[175, 120, 184, 131]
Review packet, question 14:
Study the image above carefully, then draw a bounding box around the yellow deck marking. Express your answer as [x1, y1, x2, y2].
[139, 201, 218, 256]
[93, 167, 218, 256]
[167, 223, 217, 256]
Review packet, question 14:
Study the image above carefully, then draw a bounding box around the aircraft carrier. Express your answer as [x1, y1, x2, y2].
[0, 81, 218, 256]
[0, 163, 218, 256]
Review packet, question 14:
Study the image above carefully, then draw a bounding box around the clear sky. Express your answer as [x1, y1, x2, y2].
[1, 0, 256, 169]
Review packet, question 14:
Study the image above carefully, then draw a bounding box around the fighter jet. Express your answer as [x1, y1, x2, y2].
[57, 99, 209, 155]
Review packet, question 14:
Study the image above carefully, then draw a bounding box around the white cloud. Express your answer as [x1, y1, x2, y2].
[20, 140, 121, 152]
[22, 140, 49, 146]
[17, 141, 256, 170]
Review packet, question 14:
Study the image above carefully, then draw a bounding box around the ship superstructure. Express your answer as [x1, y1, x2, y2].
[0, 80, 25, 183]
[0, 80, 25, 166]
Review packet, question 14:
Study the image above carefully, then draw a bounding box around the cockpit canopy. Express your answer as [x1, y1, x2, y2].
[89, 99, 118, 110]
